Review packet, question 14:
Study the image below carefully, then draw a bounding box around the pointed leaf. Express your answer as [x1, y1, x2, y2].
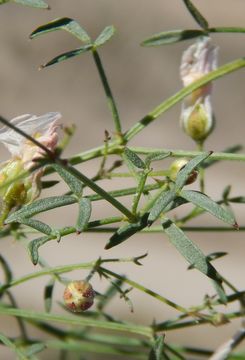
[6, 195, 76, 222]
[14, 0, 49, 8]
[212, 280, 227, 304]
[229, 196, 245, 204]
[52, 164, 83, 197]
[105, 214, 148, 249]
[18, 218, 52, 235]
[182, 0, 209, 29]
[149, 335, 165, 360]
[148, 190, 176, 225]
[161, 218, 222, 282]
[145, 151, 171, 167]
[76, 198, 92, 233]
[124, 147, 146, 169]
[181, 190, 238, 227]
[30, 17, 91, 43]
[94, 25, 116, 47]
[142, 29, 205, 46]
[175, 152, 211, 190]
[25, 343, 46, 357]
[28, 235, 50, 265]
[44, 279, 55, 312]
[40, 44, 92, 68]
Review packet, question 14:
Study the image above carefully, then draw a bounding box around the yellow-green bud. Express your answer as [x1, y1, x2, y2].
[181, 101, 214, 142]
[169, 158, 198, 185]
[63, 280, 95, 312]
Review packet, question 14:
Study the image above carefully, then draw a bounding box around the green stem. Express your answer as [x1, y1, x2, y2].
[124, 58, 245, 141]
[85, 226, 245, 233]
[0, 307, 152, 338]
[92, 49, 122, 136]
[100, 267, 187, 313]
[197, 142, 205, 193]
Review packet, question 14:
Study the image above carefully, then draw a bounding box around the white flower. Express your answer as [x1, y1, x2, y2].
[180, 37, 218, 142]
[0, 112, 61, 169]
[0, 112, 61, 226]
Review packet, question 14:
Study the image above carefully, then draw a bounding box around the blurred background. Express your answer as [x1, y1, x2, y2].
[0, 0, 245, 358]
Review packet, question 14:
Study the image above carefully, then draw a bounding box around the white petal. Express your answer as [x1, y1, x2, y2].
[0, 112, 61, 156]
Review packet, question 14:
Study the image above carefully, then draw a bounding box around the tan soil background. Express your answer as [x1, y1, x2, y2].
[0, 0, 245, 359]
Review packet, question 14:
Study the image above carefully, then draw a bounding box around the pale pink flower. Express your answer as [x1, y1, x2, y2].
[0, 112, 61, 225]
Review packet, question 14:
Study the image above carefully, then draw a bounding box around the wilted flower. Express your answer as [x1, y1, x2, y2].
[180, 37, 218, 142]
[0, 112, 61, 226]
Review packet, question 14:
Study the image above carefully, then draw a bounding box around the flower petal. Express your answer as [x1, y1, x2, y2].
[0, 112, 61, 156]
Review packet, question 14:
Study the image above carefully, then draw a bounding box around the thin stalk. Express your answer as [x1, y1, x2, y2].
[109, 170, 169, 178]
[124, 58, 245, 141]
[100, 267, 187, 313]
[92, 49, 122, 136]
[132, 170, 150, 215]
[0, 307, 152, 338]
[140, 183, 168, 215]
[129, 147, 245, 162]
[5, 291, 28, 341]
[85, 226, 245, 233]
[197, 142, 205, 193]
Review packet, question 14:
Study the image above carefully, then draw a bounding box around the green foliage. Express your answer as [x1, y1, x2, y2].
[0, 2, 245, 359]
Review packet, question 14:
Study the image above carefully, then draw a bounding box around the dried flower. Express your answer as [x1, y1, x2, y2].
[0, 112, 61, 225]
[63, 280, 95, 312]
[180, 37, 218, 142]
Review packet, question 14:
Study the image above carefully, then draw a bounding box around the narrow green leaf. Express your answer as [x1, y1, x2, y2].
[76, 198, 92, 233]
[229, 196, 245, 204]
[25, 343, 46, 357]
[181, 190, 238, 227]
[164, 196, 188, 212]
[105, 214, 148, 249]
[0, 333, 27, 360]
[13, 0, 49, 8]
[209, 27, 245, 34]
[6, 195, 75, 222]
[149, 335, 165, 360]
[212, 280, 227, 304]
[175, 152, 211, 190]
[28, 235, 50, 265]
[142, 29, 205, 46]
[44, 279, 55, 312]
[19, 218, 53, 235]
[188, 251, 228, 269]
[145, 151, 171, 167]
[148, 190, 176, 225]
[182, 0, 209, 29]
[124, 147, 146, 169]
[161, 218, 222, 282]
[30, 17, 91, 42]
[40, 44, 92, 68]
[94, 25, 116, 47]
[52, 164, 83, 197]
[0, 255, 12, 284]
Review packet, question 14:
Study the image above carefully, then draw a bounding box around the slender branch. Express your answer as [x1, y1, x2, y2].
[92, 49, 122, 135]
[124, 58, 245, 141]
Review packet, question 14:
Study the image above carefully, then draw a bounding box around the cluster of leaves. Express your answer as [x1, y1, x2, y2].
[0, 0, 245, 359]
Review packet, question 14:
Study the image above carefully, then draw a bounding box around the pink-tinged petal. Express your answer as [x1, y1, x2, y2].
[0, 112, 61, 156]
[180, 37, 218, 87]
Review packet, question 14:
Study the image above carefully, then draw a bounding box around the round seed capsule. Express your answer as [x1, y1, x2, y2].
[63, 280, 95, 313]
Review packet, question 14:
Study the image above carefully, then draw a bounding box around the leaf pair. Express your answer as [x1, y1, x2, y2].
[30, 18, 116, 68]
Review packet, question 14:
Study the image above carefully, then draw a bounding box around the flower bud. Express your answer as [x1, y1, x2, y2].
[180, 37, 217, 142]
[63, 280, 95, 312]
[169, 158, 198, 185]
